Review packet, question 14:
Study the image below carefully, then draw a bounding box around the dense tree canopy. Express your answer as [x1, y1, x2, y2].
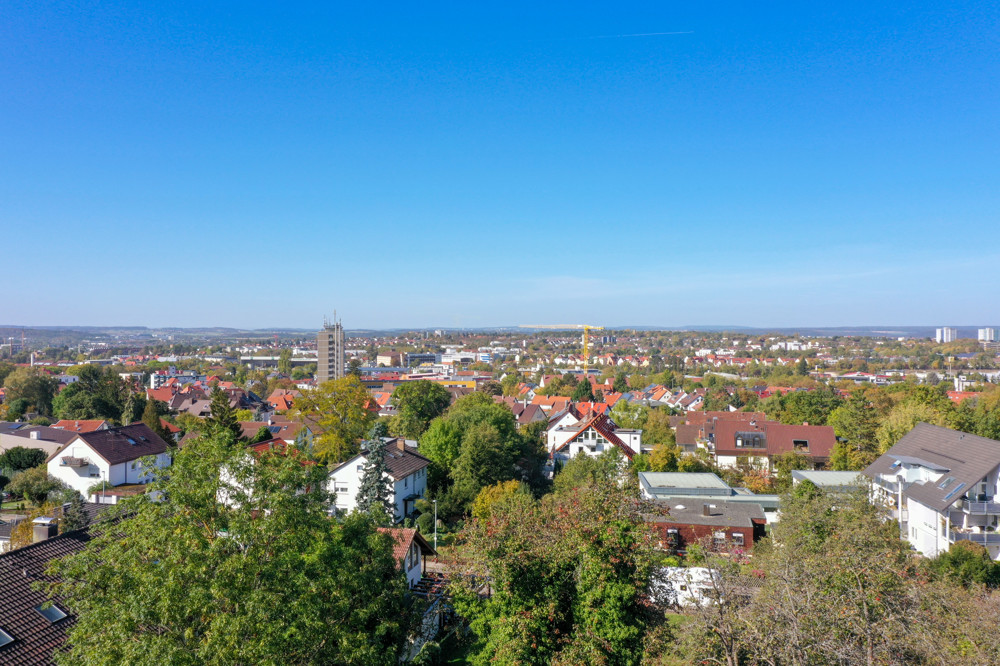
[452, 481, 664, 666]
[0, 446, 47, 473]
[389, 380, 452, 439]
[48, 431, 414, 665]
[292, 376, 376, 462]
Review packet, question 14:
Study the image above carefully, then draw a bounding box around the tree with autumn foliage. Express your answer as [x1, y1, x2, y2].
[451, 480, 668, 665]
[291, 376, 376, 462]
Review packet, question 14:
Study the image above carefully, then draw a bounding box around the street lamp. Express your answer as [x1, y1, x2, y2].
[432, 499, 438, 552]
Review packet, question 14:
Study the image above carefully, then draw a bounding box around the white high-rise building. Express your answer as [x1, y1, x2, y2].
[978, 328, 997, 342]
[935, 327, 958, 343]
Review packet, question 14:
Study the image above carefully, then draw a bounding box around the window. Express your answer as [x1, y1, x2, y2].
[0, 628, 12, 648]
[793, 440, 809, 452]
[35, 604, 68, 623]
[334, 483, 348, 493]
[732, 533, 745, 546]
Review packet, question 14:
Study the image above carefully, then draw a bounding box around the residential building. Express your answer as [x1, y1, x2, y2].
[0, 424, 77, 459]
[865, 422, 1000, 560]
[0, 526, 90, 664]
[51, 420, 110, 433]
[378, 527, 436, 589]
[713, 420, 836, 470]
[327, 438, 429, 522]
[317, 316, 345, 383]
[548, 413, 640, 462]
[979, 327, 998, 343]
[935, 327, 958, 343]
[646, 500, 767, 553]
[637, 472, 781, 522]
[46, 423, 172, 498]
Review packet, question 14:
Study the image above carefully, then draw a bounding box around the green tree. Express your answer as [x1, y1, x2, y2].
[553, 450, 622, 494]
[141, 399, 173, 442]
[390, 380, 452, 439]
[778, 388, 843, 426]
[355, 438, 394, 523]
[8, 466, 66, 505]
[47, 431, 414, 665]
[206, 388, 243, 443]
[613, 372, 629, 393]
[827, 390, 881, 469]
[928, 540, 1000, 588]
[0, 446, 47, 473]
[291, 376, 376, 462]
[452, 481, 663, 665]
[642, 408, 676, 447]
[450, 423, 515, 506]
[59, 491, 91, 533]
[419, 419, 463, 490]
[4, 367, 59, 417]
[277, 348, 292, 375]
[572, 379, 595, 402]
[609, 399, 648, 430]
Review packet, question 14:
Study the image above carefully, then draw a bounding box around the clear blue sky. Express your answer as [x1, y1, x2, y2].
[2, 2, 998, 329]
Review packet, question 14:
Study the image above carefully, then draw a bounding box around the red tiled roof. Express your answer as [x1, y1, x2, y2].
[51, 420, 108, 433]
[714, 420, 836, 460]
[377, 527, 436, 566]
[555, 413, 634, 459]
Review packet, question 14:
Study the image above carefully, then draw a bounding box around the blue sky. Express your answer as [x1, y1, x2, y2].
[2, 2, 998, 329]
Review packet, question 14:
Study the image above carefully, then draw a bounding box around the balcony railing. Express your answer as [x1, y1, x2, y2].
[60, 456, 88, 468]
[961, 499, 1000, 514]
[950, 530, 1000, 545]
[874, 478, 898, 493]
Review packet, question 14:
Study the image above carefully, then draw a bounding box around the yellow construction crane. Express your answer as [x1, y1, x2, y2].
[521, 324, 605, 376]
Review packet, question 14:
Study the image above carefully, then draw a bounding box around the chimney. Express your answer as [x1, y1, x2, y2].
[30, 430, 39, 440]
[32, 517, 58, 543]
[703, 504, 712, 517]
[395, 438, 406, 453]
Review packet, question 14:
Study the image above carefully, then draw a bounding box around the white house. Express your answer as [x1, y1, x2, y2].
[328, 438, 429, 522]
[45, 423, 172, 499]
[865, 423, 1000, 560]
[549, 413, 640, 462]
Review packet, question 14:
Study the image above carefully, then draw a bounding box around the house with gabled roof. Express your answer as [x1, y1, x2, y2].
[378, 527, 436, 589]
[50, 420, 110, 434]
[548, 413, 641, 462]
[864, 423, 1000, 560]
[327, 438, 429, 523]
[45, 423, 171, 498]
[713, 420, 835, 470]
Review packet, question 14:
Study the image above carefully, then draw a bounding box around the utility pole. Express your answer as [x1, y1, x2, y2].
[433, 499, 438, 552]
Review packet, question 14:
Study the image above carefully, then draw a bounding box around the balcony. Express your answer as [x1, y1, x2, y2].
[874, 478, 898, 494]
[60, 456, 88, 468]
[961, 498, 1000, 514]
[950, 530, 1000, 545]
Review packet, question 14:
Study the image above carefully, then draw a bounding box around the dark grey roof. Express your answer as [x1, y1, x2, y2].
[863, 422, 1000, 512]
[887, 454, 950, 472]
[46, 423, 170, 467]
[0, 530, 91, 665]
[10, 427, 77, 447]
[330, 439, 429, 481]
[646, 499, 765, 528]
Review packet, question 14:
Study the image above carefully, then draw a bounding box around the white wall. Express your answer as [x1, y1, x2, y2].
[47, 440, 110, 496]
[328, 458, 427, 523]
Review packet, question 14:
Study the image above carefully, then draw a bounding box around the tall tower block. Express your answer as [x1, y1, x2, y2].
[317, 314, 345, 383]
